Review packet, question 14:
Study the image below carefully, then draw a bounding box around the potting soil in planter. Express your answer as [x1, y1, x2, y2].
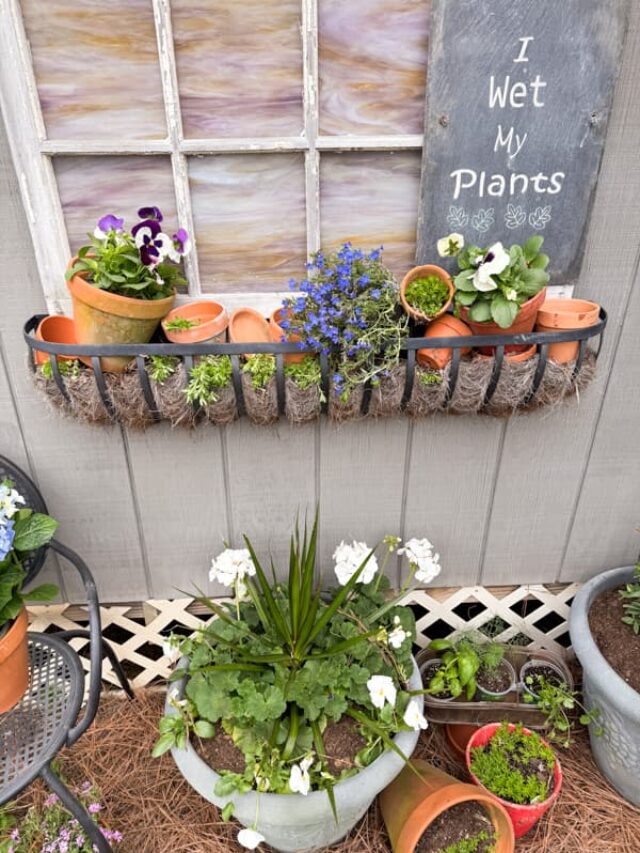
[415, 801, 496, 853]
[588, 587, 640, 694]
[476, 662, 512, 694]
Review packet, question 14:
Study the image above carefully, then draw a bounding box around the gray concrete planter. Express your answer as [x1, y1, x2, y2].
[570, 565, 640, 805]
[166, 659, 423, 852]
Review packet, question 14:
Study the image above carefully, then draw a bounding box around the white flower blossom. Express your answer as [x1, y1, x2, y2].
[437, 233, 464, 258]
[505, 288, 518, 302]
[289, 754, 314, 796]
[367, 674, 397, 710]
[403, 700, 428, 732]
[398, 538, 442, 585]
[209, 548, 255, 587]
[388, 616, 408, 650]
[472, 242, 510, 292]
[0, 485, 25, 520]
[237, 828, 265, 850]
[333, 541, 378, 586]
[162, 636, 181, 662]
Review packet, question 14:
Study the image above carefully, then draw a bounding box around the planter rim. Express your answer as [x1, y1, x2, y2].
[400, 264, 454, 323]
[569, 565, 640, 721]
[162, 301, 227, 344]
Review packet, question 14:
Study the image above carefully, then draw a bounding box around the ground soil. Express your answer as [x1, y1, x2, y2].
[589, 587, 640, 694]
[194, 725, 246, 774]
[476, 660, 513, 694]
[415, 801, 496, 853]
[322, 716, 367, 777]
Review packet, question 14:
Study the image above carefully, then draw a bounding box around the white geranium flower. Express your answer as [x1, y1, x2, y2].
[0, 485, 25, 519]
[162, 636, 181, 662]
[505, 288, 518, 301]
[237, 827, 265, 850]
[472, 242, 510, 292]
[388, 616, 408, 649]
[403, 700, 428, 732]
[209, 548, 255, 587]
[398, 538, 442, 585]
[437, 233, 464, 258]
[333, 541, 378, 586]
[367, 674, 397, 710]
[289, 755, 314, 796]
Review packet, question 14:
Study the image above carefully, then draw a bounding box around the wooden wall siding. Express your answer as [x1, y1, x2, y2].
[2, 4, 640, 603]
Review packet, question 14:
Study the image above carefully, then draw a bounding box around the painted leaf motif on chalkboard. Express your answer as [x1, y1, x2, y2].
[446, 205, 469, 229]
[528, 206, 552, 230]
[471, 208, 494, 234]
[504, 204, 527, 229]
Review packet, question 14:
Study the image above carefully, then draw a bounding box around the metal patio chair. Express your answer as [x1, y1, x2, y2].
[0, 455, 134, 853]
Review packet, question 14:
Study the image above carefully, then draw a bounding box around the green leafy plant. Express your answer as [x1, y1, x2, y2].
[147, 355, 179, 384]
[0, 479, 58, 635]
[165, 316, 198, 331]
[155, 514, 435, 813]
[404, 275, 450, 318]
[426, 637, 504, 700]
[446, 235, 550, 329]
[185, 356, 233, 406]
[523, 674, 603, 747]
[469, 723, 556, 805]
[440, 830, 492, 853]
[284, 356, 322, 391]
[417, 369, 443, 387]
[242, 354, 276, 390]
[65, 208, 189, 300]
[620, 563, 640, 634]
[39, 359, 82, 381]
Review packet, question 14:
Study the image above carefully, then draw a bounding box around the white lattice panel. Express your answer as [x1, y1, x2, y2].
[27, 585, 578, 691]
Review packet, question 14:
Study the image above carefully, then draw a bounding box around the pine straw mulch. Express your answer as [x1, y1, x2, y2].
[9, 690, 639, 853]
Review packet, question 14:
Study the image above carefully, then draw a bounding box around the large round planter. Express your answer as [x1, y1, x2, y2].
[466, 723, 562, 839]
[167, 659, 423, 852]
[400, 264, 454, 324]
[569, 565, 640, 805]
[0, 608, 29, 713]
[67, 266, 175, 373]
[380, 759, 514, 853]
[460, 287, 547, 355]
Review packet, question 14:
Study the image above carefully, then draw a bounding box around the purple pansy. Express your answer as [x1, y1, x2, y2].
[94, 214, 124, 239]
[137, 206, 163, 222]
[132, 219, 172, 267]
[171, 228, 191, 257]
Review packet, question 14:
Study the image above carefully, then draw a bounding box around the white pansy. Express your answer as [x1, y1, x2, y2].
[388, 616, 408, 649]
[237, 828, 265, 850]
[437, 233, 465, 258]
[0, 485, 25, 520]
[209, 548, 255, 587]
[403, 700, 428, 732]
[367, 674, 397, 710]
[289, 754, 314, 796]
[472, 242, 510, 292]
[399, 538, 442, 585]
[333, 541, 378, 586]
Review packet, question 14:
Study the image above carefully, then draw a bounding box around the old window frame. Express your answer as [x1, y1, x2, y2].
[0, 0, 424, 315]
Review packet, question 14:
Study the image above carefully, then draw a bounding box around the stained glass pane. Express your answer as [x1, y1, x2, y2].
[20, 0, 166, 140]
[190, 155, 307, 293]
[173, 0, 304, 139]
[320, 152, 421, 275]
[55, 157, 176, 252]
[319, 0, 430, 136]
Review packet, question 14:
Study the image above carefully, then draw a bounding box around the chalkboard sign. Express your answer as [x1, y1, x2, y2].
[417, 0, 629, 284]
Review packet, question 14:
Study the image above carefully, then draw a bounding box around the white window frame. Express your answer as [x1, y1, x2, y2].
[0, 0, 423, 316]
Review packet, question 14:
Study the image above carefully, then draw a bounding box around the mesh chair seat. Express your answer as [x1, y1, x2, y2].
[0, 633, 84, 803]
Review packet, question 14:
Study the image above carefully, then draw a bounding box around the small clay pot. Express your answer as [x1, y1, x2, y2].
[535, 298, 600, 363]
[269, 307, 305, 364]
[34, 315, 79, 366]
[229, 308, 271, 359]
[0, 608, 29, 713]
[380, 759, 515, 853]
[400, 264, 454, 323]
[162, 301, 228, 344]
[417, 315, 473, 370]
[460, 287, 547, 355]
[446, 724, 482, 760]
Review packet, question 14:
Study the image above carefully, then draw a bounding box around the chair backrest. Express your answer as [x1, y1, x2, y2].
[0, 455, 49, 584]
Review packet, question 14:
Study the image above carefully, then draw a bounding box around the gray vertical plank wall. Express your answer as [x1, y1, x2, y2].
[1, 7, 640, 603]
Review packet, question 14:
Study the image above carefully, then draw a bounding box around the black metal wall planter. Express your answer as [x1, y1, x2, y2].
[25, 311, 606, 429]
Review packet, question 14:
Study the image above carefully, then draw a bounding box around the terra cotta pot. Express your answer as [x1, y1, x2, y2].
[162, 301, 228, 345]
[0, 608, 29, 713]
[417, 315, 472, 370]
[34, 315, 79, 366]
[460, 287, 547, 355]
[380, 759, 514, 853]
[67, 262, 175, 373]
[229, 308, 271, 358]
[535, 298, 600, 364]
[270, 307, 305, 364]
[400, 264, 454, 323]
